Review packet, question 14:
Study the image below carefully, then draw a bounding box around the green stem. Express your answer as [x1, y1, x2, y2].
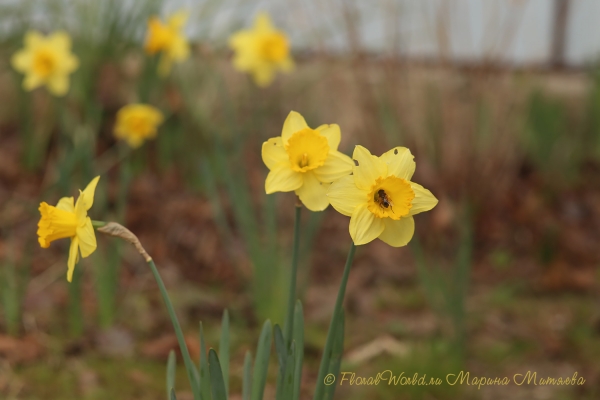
[313, 242, 357, 400]
[92, 220, 107, 229]
[283, 204, 302, 349]
[147, 259, 199, 399]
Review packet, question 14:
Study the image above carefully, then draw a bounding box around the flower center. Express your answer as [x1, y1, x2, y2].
[261, 33, 289, 62]
[37, 202, 79, 248]
[33, 50, 55, 77]
[146, 20, 175, 54]
[285, 128, 329, 172]
[367, 176, 415, 220]
[128, 116, 152, 137]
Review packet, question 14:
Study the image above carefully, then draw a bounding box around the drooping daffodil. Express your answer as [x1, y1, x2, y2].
[37, 176, 100, 282]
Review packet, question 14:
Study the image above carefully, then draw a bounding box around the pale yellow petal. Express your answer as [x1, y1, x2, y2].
[23, 74, 43, 91]
[67, 236, 79, 283]
[254, 12, 274, 32]
[77, 217, 97, 258]
[265, 164, 303, 194]
[168, 10, 189, 30]
[350, 204, 384, 245]
[352, 145, 387, 190]
[380, 147, 415, 180]
[47, 74, 69, 96]
[378, 216, 415, 247]
[56, 197, 75, 212]
[48, 31, 72, 51]
[295, 171, 329, 211]
[81, 176, 100, 211]
[11, 50, 32, 72]
[313, 151, 353, 183]
[315, 124, 341, 151]
[24, 31, 43, 48]
[262, 137, 288, 170]
[281, 111, 309, 144]
[252, 65, 275, 87]
[327, 175, 368, 217]
[408, 182, 438, 216]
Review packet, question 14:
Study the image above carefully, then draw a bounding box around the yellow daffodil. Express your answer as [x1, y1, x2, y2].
[114, 104, 164, 148]
[37, 176, 100, 282]
[229, 12, 293, 87]
[327, 146, 438, 247]
[144, 10, 190, 76]
[262, 111, 353, 211]
[11, 30, 79, 96]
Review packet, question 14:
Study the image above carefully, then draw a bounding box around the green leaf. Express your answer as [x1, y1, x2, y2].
[323, 311, 345, 400]
[282, 341, 296, 400]
[219, 309, 230, 398]
[251, 320, 272, 400]
[170, 388, 177, 400]
[274, 324, 286, 399]
[167, 350, 176, 400]
[243, 351, 252, 400]
[208, 349, 227, 400]
[292, 301, 304, 400]
[199, 322, 211, 400]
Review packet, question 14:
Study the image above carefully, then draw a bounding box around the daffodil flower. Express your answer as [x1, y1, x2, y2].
[229, 12, 293, 87]
[145, 10, 190, 76]
[11, 30, 79, 96]
[114, 104, 164, 148]
[262, 111, 353, 211]
[327, 146, 438, 247]
[37, 176, 100, 282]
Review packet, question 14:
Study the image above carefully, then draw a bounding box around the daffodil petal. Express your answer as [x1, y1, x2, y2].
[254, 12, 274, 32]
[295, 171, 329, 211]
[281, 111, 309, 144]
[378, 216, 415, 247]
[56, 197, 75, 212]
[350, 204, 384, 245]
[253, 66, 274, 87]
[168, 10, 189, 30]
[23, 74, 43, 91]
[67, 236, 79, 283]
[77, 217, 97, 258]
[316, 124, 341, 151]
[262, 137, 288, 170]
[381, 147, 415, 180]
[352, 145, 387, 190]
[11, 50, 31, 72]
[408, 182, 438, 216]
[313, 151, 353, 183]
[47, 74, 69, 96]
[49, 31, 72, 51]
[81, 176, 100, 211]
[265, 164, 303, 194]
[327, 175, 368, 217]
[24, 31, 43, 48]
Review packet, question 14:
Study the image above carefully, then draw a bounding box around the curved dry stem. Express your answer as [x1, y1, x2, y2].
[97, 222, 152, 262]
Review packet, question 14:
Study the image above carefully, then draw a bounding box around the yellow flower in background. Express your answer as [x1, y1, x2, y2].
[229, 12, 293, 87]
[37, 176, 100, 282]
[145, 10, 190, 76]
[262, 111, 353, 211]
[11, 30, 79, 96]
[114, 104, 164, 148]
[327, 146, 438, 247]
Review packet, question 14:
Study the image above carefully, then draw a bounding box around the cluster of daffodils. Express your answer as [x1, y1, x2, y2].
[263, 111, 438, 247]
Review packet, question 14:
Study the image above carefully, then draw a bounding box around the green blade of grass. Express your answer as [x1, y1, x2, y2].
[219, 309, 230, 398]
[199, 322, 211, 400]
[209, 349, 227, 400]
[167, 350, 176, 400]
[171, 388, 177, 400]
[282, 341, 296, 400]
[251, 320, 272, 400]
[274, 324, 286, 399]
[243, 351, 252, 400]
[323, 310, 345, 400]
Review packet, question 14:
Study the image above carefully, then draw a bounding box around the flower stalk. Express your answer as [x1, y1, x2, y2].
[283, 202, 302, 349]
[313, 242, 356, 400]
